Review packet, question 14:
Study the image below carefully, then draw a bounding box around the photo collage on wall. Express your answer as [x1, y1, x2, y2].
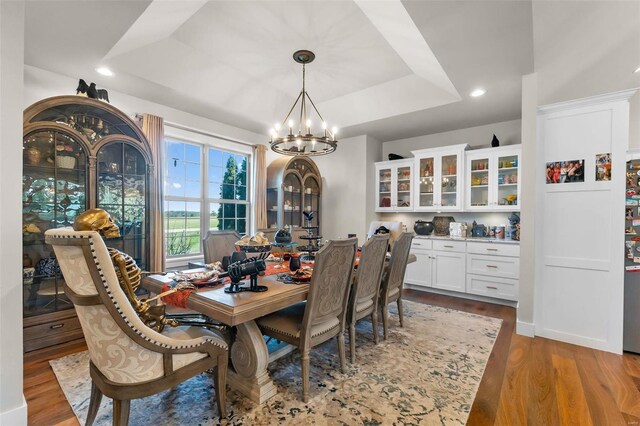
[595, 153, 612, 181]
[625, 159, 640, 270]
[545, 160, 584, 184]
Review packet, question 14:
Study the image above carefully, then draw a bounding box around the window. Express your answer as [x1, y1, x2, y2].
[164, 139, 250, 259]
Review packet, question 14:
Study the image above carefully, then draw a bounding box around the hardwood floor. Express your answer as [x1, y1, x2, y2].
[23, 290, 640, 425]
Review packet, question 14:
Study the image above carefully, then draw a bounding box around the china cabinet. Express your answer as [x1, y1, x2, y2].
[374, 159, 413, 212]
[411, 144, 469, 212]
[464, 145, 521, 211]
[22, 95, 155, 352]
[266, 157, 322, 232]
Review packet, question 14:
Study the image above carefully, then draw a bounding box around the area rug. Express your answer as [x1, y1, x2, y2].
[50, 301, 501, 425]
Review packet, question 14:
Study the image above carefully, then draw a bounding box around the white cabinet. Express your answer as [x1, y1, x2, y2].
[405, 238, 520, 302]
[405, 239, 433, 287]
[375, 159, 413, 212]
[465, 241, 519, 301]
[465, 145, 521, 211]
[411, 144, 469, 212]
[433, 251, 466, 292]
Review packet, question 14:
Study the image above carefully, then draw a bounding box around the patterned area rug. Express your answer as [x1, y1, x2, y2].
[50, 300, 501, 425]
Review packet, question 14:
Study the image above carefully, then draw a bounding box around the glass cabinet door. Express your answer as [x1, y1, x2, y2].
[440, 154, 459, 208]
[283, 173, 302, 228]
[378, 167, 392, 209]
[417, 157, 435, 208]
[496, 153, 519, 208]
[396, 165, 412, 209]
[469, 156, 490, 208]
[97, 142, 148, 268]
[23, 131, 87, 317]
[303, 177, 320, 227]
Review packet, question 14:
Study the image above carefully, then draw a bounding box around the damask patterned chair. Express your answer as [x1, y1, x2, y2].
[348, 234, 389, 363]
[45, 228, 229, 425]
[379, 232, 414, 340]
[256, 238, 357, 402]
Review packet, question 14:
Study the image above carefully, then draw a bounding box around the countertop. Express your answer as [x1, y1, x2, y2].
[413, 235, 520, 245]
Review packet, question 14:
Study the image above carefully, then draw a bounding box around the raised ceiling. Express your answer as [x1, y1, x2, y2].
[24, 0, 534, 142]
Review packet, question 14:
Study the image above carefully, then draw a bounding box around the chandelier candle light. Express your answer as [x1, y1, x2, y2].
[269, 50, 338, 156]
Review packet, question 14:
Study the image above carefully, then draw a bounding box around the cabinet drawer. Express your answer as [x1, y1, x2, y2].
[411, 239, 433, 251]
[466, 241, 520, 257]
[24, 312, 83, 352]
[467, 254, 519, 279]
[466, 274, 518, 301]
[433, 240, 466, 253]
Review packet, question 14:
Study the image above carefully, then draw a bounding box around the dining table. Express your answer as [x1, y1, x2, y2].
[142, 254, 415, 404]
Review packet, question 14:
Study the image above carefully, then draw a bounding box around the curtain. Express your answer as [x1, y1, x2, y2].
[254, 144, 267, 230]
[141, 113, 165, 272]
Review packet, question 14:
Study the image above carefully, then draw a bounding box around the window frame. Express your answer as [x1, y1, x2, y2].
[163, 130, 252, 267]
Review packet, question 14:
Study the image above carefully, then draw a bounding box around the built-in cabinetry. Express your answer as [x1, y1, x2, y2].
[465, 145, 521, 211]
[405, 237, 519, 302]
[375, 144, 521, 213]
[375, 159, 413, 212]
[411, 144, 469, 212]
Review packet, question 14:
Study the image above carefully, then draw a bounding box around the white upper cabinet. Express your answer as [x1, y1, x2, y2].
[411, 144, 469, 212]
[375, 159, 413, 212]
[465, 145, 521, 211]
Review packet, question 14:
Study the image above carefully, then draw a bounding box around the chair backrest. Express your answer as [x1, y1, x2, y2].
[302, 238, 357, 338]
[354, 234, 389, 309]
[203, 230, 241, 263]
[44, 228, 204, 384]
[382, 232, 414, 297]
[367, 221, 403, 248]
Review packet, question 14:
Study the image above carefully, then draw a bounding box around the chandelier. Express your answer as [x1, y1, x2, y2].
[269, 50, 338, 156]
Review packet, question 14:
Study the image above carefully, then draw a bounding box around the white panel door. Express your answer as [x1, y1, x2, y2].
[432, 251, 466, 292]
[535, 91, 634, 354]
[405, 251, 432, 287]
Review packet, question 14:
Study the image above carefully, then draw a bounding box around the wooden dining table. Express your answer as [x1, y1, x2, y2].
[142, 254, 415, 404]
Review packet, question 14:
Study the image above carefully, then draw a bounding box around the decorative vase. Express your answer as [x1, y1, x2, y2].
[413, 220, 434, 235]
[289, 255, 301, 272]
[35, 256, 60, 277]
[432, 216, 455, 236]
[25, 147, 42, 165]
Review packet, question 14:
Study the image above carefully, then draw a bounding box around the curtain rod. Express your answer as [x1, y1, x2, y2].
[134, 113, 260, 148]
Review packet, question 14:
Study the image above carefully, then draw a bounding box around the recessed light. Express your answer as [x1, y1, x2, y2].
[95, 67, 114, 77]
[470, 88, 486, 97]
[634, 66, 640, 74]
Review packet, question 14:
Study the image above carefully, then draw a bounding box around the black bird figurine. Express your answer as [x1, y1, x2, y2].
[87, 82, 99, 99]
[97, 88, 110, 103]
[75, 79, 89, 96]
[491, 134, 500, 147]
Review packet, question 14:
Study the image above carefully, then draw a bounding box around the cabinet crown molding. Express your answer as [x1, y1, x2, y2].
[538, 88, 638, 114]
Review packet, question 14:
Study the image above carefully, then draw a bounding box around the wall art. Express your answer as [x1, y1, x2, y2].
[545, 159, 584, 184]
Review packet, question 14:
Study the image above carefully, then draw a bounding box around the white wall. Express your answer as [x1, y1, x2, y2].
[24, 65, 265, 146]
[0, 1, 27, 424]
[382, 119, 522, 159]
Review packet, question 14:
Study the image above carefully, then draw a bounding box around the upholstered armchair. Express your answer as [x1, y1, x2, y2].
[45, 228, 228, 425]
[256, 238, 357, 402]
[203, 230, 241, 263]
[367, 221, 403, 248]
[348, 234, 389, 363]
[379, 232, 414, 340]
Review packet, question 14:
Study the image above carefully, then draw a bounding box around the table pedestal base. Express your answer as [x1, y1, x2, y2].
[228, 320, 278, 404]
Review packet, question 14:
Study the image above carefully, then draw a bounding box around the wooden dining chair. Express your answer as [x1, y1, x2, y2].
[347, 234, 389, 363]
[45, 228, 229, 425]
[379, 232, 414, 340]
[203, 230, 241, 263]
[256, 238, 357, 402]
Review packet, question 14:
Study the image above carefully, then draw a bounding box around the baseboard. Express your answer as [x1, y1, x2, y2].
[516, 320, 535, 337]
[535, 327, 622, 355]
[404, 284, 517, 308]
[0, 395, 27, 425]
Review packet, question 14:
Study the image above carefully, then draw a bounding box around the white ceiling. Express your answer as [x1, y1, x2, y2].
[24, 0, 534, 142]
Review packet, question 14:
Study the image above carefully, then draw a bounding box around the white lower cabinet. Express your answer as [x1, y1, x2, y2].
[406, 238, 520, 302]
[432, 251, 466, 292]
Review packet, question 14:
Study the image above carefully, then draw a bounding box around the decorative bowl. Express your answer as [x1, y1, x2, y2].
[413, 220, 434, 235]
